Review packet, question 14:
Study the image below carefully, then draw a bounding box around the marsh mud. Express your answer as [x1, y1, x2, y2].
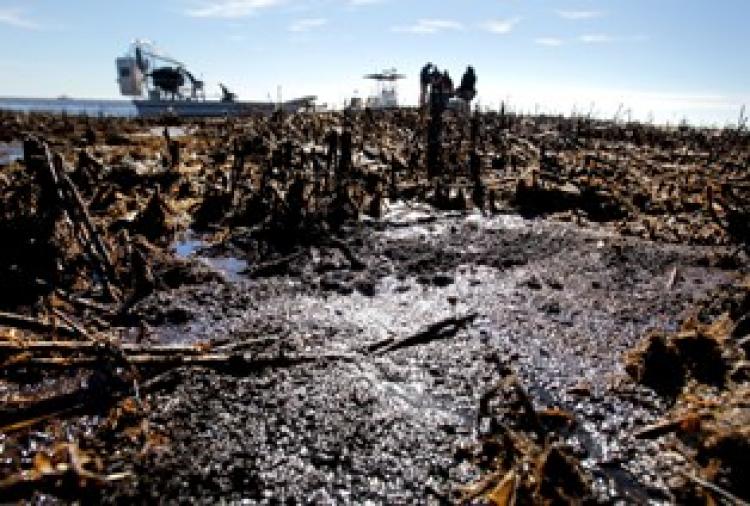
[112, 204, 733, 503]
[1, 110, 747, 504]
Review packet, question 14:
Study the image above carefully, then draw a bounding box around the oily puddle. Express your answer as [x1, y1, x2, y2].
[0, 142, 23, 166]
[174, 232, 248, 282]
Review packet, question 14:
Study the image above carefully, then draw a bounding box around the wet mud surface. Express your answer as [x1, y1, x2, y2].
[118, 205, 732, 503]
[1, 110, 747, 503]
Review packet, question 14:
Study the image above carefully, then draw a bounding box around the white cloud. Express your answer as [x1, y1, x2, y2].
[482, 17, 521, 34]
[188, 0, 386, 17]
[0, 8, 40, 29]
[288, 17, 327, 32]
[557, 10, 603, 20]
[186, 0, 284, 18]
[535, 37, 563, 47]
[392, 19, 463, 34]
[579, 34, 614, 44]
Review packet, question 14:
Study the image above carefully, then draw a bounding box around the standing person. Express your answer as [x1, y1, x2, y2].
[419, 63, 435, 108]
[443, 71, 454, 96]
[430, 70, 453, 112]
[427, 69, 450, 178]
[457, 66, 477, 104]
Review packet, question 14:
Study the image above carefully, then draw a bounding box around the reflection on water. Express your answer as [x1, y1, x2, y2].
[0, 142, 23, 165]
[174, 233, 248, 282]
[174, 237, 204, 258]
[201, 257, 248, 281]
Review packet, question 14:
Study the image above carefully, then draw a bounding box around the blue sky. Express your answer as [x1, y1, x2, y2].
[0, 0, 747, 124]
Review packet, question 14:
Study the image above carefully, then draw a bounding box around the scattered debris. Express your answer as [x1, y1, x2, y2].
[0, 107, 748, 502]
[625, 277, 750, 503]
[459, 376, 594, 504]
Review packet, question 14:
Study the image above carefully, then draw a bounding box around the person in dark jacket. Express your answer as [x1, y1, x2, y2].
[420, 63, 435, 107]
[457, 66, 477, 103]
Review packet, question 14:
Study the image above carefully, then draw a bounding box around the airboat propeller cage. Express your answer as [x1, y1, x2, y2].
[116, 41, 205, 101]
[116, 57, 145, 96]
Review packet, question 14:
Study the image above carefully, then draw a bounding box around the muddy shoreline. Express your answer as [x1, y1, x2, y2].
[119, 207, 732, 503]
[0, 110, 748, 503]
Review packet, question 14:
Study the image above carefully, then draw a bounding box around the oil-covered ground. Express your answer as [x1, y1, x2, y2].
[0, 110, 748, 504]
[119, 207, 733, 503]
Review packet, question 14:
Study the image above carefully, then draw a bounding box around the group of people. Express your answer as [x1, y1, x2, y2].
[419, 63, 477, 110]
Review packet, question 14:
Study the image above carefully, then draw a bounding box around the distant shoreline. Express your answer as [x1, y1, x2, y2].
[0, 96, 744, 129]
[0, 97, 137, 117]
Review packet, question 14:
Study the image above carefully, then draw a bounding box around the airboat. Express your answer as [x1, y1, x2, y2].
[116, 40, 315, 117]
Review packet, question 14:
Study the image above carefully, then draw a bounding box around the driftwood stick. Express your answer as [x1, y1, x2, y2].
[245, 251, 304, 278]
[372, 312, 479, 355]
[54, 289, 116, 316]
[126, 352, 354, 367]
[215, 337, 278, 352]
[0, 341, 212, 355]
[633, 418, 683, 440]
[0, 350, 352, 437]
[57, 183, 118, 297]
[50, 308, 91, 340]
[39, 141, 64, 203]
[0, 390, 98, 427]
[0, 408, 77, 435]
[57, 163, 116, 279]
[3, 352, 355, 370]
[0, 311, 78, 339]
[41, 147, 119, 302]
[680, 471, 750, 506]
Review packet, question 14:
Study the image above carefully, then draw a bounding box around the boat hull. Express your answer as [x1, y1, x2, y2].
[133, 100, 275, 118]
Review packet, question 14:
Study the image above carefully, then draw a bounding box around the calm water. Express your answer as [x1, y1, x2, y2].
[0, 141, 23, 165]
[0, 97, 137, 117]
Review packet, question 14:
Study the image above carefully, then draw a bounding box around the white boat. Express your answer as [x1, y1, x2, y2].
[116, 40, 314, 117]
[362, 68, 405, 109]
